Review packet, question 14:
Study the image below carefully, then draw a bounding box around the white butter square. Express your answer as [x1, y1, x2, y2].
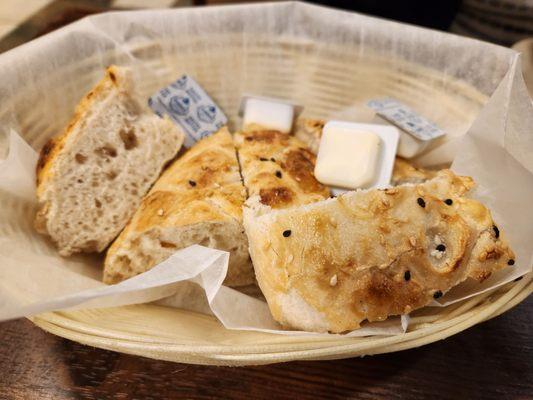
[315, 121, 399, 192]
[242, 97, 295, 133]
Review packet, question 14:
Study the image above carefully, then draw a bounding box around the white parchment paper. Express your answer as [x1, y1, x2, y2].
[0, 2, 531, 336]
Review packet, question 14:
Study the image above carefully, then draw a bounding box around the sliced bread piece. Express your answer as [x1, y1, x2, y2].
[104, 127, 253, 286]
[35, 66, 185, 256]
[243, 170, 514, 333]
[234, 128, 330, 211]
[391, 157, 437, 185]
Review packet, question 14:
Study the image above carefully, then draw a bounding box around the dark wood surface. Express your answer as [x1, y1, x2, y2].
[0, 296, 531, 400]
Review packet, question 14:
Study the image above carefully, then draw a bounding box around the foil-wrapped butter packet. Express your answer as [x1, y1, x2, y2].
[148, 75, 228, 147]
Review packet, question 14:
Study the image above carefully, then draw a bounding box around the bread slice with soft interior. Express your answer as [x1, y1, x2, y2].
[244, 170, 514, 333]
[104, 127, 254, 287]
[35, 65, 185, 256]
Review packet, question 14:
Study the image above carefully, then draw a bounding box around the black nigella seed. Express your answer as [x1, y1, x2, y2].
[271, 158, 276, 162]
[188, 180, 197, 187]
[433, 290, 443, 299]
[514, 276, 523, 282]
[282, 229, 292, 237]
[275, 171, 283, 179]
[493, 225, 500, 239]
[417, 197, 426, 208]
[507, 259, 515, 266]
[444, 199, 453, 205]
[436, 244, 446, 252]
[259, 157, 268, 161]
[404, 271, 411, 281]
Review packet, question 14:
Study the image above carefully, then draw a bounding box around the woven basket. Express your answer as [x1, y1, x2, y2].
[4, 21, 530, 365]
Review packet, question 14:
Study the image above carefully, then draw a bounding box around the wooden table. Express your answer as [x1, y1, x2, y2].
[0, 296, 531, 399]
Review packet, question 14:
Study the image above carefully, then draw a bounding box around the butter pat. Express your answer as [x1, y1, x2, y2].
[242, 97, 295, 133]
[315, 121, 399, 190]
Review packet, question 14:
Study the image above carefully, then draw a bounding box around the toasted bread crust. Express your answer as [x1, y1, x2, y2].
[235, 129, 330, 209]
[244, 170, 514, 332]
[104, 128, 253, 286]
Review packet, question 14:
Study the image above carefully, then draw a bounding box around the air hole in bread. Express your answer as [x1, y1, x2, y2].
[95, 145, 117, 158]
[77, 179, 83, 184]
[119, 128, 138, 150]
[160, 241, 177, 249]
[95, 199, 102, 208]
[106, 171, 117, 180]
[75, 153, 87, 164]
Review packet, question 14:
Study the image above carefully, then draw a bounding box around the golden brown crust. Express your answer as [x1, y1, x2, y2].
[244, 170, 514, 332]
[392, 157, 438, 185]
[235, 129, 330, 209]
[105, 127, 250, 284]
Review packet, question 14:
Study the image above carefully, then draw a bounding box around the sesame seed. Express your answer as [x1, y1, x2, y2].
[433, 290, 443, 299]
[157, 208, 164, 216]
[329, 274, 338, 286]
[275, 171, 282, 179]
[189, 180, 197, 187]
[436, 244, 446, 252]
[417, 197, 426, 208]
[404, 271, 411, 281]
[283, 229, 291, 237]
[444, 199, 453, 205]
[430, 249, 444, 259]
[493, 225, 500, 239]
[507, 259, 515, 266]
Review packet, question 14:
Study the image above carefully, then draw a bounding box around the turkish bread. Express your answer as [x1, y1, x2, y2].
[234, 127, 330, 211]
[35, 66, 185, 256]
[104, 127, 253, 287]
[244, 170, 515, 333]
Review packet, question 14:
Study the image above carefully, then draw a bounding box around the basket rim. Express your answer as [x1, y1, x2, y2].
[29, 273, 532, 365]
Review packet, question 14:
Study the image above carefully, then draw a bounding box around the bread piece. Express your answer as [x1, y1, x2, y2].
[104, 127, 253, 286]
[35, 66, 185, 256]
[244, 170, 514, 332]
[293, 118, 325, 154]
[295, 118, 439, 186]
[392, 157, 437, 185]
[235, 127, 330, 211]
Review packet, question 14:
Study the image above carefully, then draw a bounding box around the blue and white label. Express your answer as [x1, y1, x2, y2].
[149, 75, 227, 147]
[367, 99, 445, 141]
